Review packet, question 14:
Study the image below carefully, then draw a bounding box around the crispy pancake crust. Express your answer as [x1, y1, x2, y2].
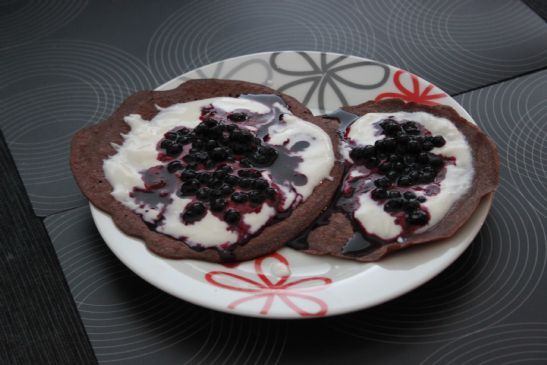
[304, 99, 499, 262]
[71, 79, 343, 262]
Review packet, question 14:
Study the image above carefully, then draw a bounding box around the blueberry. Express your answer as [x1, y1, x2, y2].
[364, 156, 379, 168]
[210, 188, 223, 198]
[394, 161, 405, 171]
[194, 124, 208, 136]
[406, 140, 421, 153]
[180, 169, 197, 180]
[196, 187, 211, 200]
[195, 151, 209, 162]
[210, 198, 227, 212]
[397, 135, 410, 145]
[384, 198, 404, 212]
[181, 202, 207, 223]
[177, 127, 190, 136]
[192, 138, 204, 149]
[380, 119, 400, 135]
[226, 124, 237, 132]
[422, 141, 434, 151]
[417, 196, 427, 203]
[231, 192, 249, 203]
[388, 190, 402, 199]
[350, 145, 376, 160]
[224, 209, 241, 225]
[374, 177, 391, 188]
[409, 170, 420, 181]
[210, 147, 228, 161]
[398, 175, 413, 186]
[265, 187, 277, 200]
[183, 154, 196, 164]
[258, 146, 277, 157]
[164, 131, 178, 140]
[377, 152, 388, 161]
[432, 136, 446, 147]
[224, 174, 239, 186]
[379, 162, 392, 173]
[177, 135, 191, 144]
[371, 188, 388, 200]
[219, 165, 233, 174]
[228, 112, 247, 122]
[238, 178, 252, 188]
[419, 171, 435, 183]
[167, 160, 183, 173]
[180, 179, 200, 196]
[240, 158, 252, 167]
[389, 154, 402, 162]
[203, 119, 219, 128]
[253, 178, 269, 190]
[402, 121, 420, 134]
[386, 170, 399, 181]
[248, 191, 265, 204]
[403, 154, 417, 166]
[407, 210, 429, 225]
[403, 191, 416, 200]
[429, 155, 444, 170]
[383, 138, 397, 152]
[417, 152, 429, 164]
[208, 178, 223, 188]
[220, 184, 234, 196]
[206, 140, 218, 150]
[165, 142, 183, 156]
[213, 170, 227, 180]
[198, 172, 212, 184]
[403, 199, 420, 212]
[374, 139, 386, 151]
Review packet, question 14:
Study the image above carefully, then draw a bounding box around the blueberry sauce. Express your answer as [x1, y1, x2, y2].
[287, 110, 454, 258]
[129, 94, 314, 257]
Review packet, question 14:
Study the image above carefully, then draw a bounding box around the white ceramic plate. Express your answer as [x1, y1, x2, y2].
[90, 51, 493, 319]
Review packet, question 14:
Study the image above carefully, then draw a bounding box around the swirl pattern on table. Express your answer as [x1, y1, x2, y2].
[1, 40, 157, 216]
[0, 0, 87, 50]
[456, 71, 547, 218]
[422, 323, 547, 364]
[45, 206, 287, 364]
[326, 180, 546, 344]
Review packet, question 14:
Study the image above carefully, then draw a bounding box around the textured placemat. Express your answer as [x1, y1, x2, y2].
[0, 132, 96, 365]
[43, 70, 547, 364]
[2, 0, 547, 216]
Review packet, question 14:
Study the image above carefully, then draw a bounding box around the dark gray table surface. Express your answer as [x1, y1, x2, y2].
[1, 0, 546, 364]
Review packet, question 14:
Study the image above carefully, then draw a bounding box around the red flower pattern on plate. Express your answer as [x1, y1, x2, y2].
[375, 70, 446, 105]
[205, 253, 332, 317]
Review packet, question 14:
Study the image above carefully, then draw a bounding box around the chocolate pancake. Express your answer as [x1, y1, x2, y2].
[71, 79, 343, 262]
[301, 99, 499, 262]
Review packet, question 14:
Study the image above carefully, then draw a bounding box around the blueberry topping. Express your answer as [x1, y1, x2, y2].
[432, 136, 446, 147]
[378, 162, 392, 173]
[403, 199, 420, 212]
[350, 145, 375, 160]
[253, 178, 269, 190]
[364, 156, 380, 168]
[224, 174, 239, 185]
[387, 190, 401, 199]
[228, 112, 247, 122]
[398, 175, 413, 186]
[265, 187, 277, 200]
[197, 172, 212, 184]
[384, 198, 404, 212]
[180, 169, 197, 180]
[210, 198, 227, 212]
[406, 140, 421, 153]
[386, 170, 399, 181]
[219, 184, 234, 196]
[165, 142, 183, 156]
[248, 191, 265, 204]
[224, 209, 241, 225]
[406, 210, 429, 225]
[231, 192, 249, 203]
[180, 179, 200, 196]
[374, 177, 391, 188]
[238, 178, 252, 188]
[422, 141, 434, 151]
[371, 188, 388, 200]
[196, 187, 211, 200]
[167, 160, 183, 173]
[403, 191, 416, 200]
[402, 121, 420, 135]
[181, 202, 206, 223]
[213, 170, 227, 180]
[417, 196, 427, 203]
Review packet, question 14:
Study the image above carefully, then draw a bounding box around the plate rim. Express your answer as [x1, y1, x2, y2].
[90, 50, 494, 319]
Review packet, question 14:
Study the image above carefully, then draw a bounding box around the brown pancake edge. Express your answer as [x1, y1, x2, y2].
[70, 79, 343, 263]
[304, 98, 500, 262]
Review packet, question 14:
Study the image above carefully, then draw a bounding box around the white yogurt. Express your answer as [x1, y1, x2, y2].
[346, 112, 474, 239]
[103, 97, 335, 248]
